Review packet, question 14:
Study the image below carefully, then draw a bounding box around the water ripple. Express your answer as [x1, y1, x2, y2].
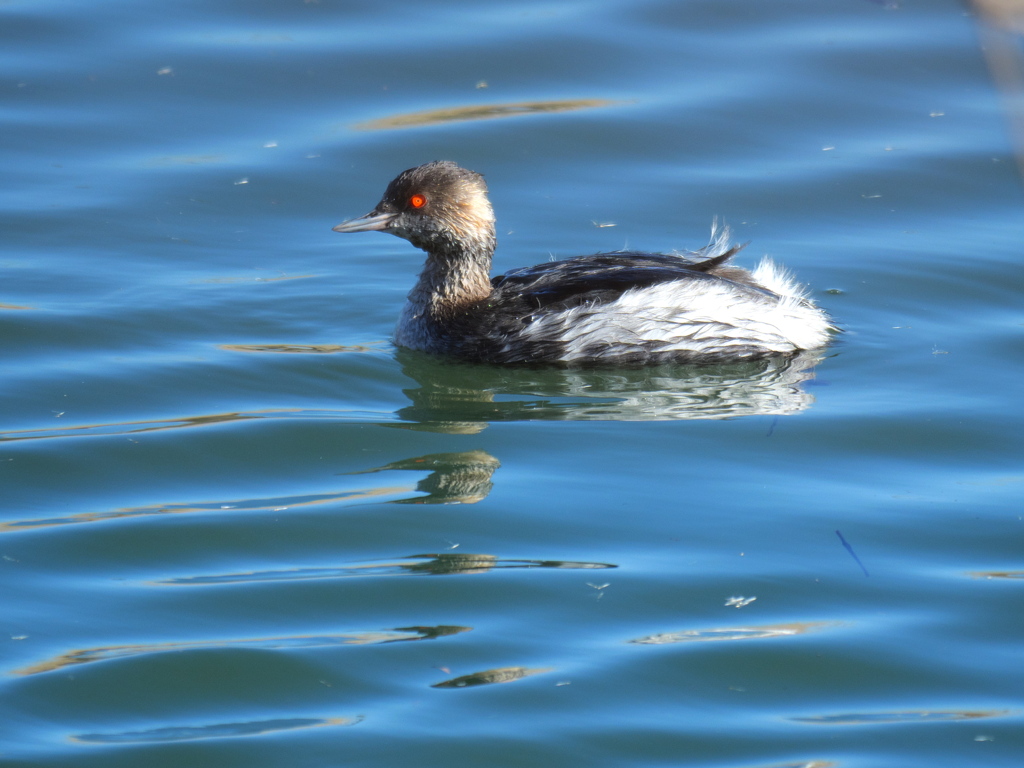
[0, 484, 411, 534]
[0, 408, 392, 445]
[72, 715, 361, 744]
[158, 553, 617, 585]
[14, 625, 470, 676]
[792, 709, 1012, 725]
[629, 621, 835, 645]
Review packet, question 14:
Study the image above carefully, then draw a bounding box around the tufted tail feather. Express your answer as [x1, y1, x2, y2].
[687, 220, 748, 271]
[751, 258, 810, 303]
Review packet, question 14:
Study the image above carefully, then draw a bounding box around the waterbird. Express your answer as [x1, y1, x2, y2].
[333, 161, 833, 365]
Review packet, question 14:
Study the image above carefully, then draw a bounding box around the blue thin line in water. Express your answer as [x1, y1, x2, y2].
[836, 529, 869, 577]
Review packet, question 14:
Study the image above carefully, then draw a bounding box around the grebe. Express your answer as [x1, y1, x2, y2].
[333, 161, 832, 365]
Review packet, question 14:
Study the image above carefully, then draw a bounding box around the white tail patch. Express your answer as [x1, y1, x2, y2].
[521, 254, 832, 361]
[751, 258, 807, 302]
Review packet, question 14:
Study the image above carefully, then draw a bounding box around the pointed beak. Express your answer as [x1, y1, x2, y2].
[332, 210, 397, 233]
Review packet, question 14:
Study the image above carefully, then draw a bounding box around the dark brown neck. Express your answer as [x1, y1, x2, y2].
[408, 230, 496, 319]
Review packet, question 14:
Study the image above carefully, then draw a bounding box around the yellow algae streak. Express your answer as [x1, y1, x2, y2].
[353, 98, 618, 131]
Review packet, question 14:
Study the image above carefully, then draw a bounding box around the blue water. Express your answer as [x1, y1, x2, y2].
[2, 0, 1023, 766]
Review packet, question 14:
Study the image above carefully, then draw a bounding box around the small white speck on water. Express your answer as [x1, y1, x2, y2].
[725, 596, 756, 608]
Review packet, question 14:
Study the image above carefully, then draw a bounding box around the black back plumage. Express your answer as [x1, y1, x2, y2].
[490, 245, 755, 312]
[434, 245, 772, 364]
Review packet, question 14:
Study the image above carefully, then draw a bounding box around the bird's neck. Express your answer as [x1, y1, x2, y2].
[408, 229, 496, 319]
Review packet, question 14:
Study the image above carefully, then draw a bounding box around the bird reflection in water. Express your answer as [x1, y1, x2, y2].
[348, 450, 500, 504]
[431, 665, 553, 689]
[158, 552, 615, 585]
[393, 348, 828, 430]
[401, 553, 616, 576]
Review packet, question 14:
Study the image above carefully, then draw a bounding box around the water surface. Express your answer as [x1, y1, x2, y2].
[2, 0, 1023, 766]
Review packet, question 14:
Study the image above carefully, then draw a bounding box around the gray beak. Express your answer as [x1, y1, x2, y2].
[332, 210, 397, 233]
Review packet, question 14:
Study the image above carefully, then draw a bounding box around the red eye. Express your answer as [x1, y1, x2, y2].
[409, 194, 426, 209]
